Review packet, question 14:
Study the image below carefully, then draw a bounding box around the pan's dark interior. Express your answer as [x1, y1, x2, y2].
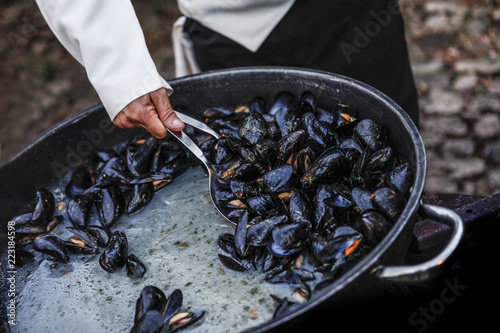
[0, 67, 426, 332]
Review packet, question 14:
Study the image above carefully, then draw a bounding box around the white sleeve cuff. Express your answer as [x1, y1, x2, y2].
[96, 67, 173, 121]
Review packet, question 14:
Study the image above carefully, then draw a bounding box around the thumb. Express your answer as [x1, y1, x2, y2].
[150, 88, 185, 132]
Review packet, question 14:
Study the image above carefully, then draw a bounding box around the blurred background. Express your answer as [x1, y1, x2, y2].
[1, 0, 499, 196]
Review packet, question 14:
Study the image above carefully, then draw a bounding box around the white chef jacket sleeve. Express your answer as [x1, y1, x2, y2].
[35, 0, 173, 121]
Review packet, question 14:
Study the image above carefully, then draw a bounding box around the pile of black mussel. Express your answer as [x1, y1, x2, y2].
[131, 285, 205, 333]
[197, 91, 413, 316]
[10, 127, 206, 331]
[8, 89, 413, 328]
[10, 130, 199, 278]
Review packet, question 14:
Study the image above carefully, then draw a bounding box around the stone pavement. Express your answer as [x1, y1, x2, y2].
[402, 0, 500, 195]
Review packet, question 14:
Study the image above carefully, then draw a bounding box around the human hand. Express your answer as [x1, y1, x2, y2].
[113, 88, 184, 139]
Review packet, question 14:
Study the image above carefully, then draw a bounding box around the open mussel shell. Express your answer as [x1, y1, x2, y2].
[167, 311, 205, 333]
[217, 233, 256, 272]
[276, 130, 305, 165]
[234, 210, 249, 257]
[246, 194, 283, 217]
[351, 187, 374, 212]
[64, 238, 98, 255]
[289, 192, 313, 225]
[163, 288, 184, 325]
[15, 224, 46, 235]
[85, 225, 111, 247]
[271, 295, 296, 319]
[132, 286, 203, 333]
[95, 156, 129, 184]
[309, 226, 363, 265]
[33, 234, 69, 263]
[66, 226, 98, 249]
[229, 179, 258, 200]
[134, 285, 167, 324]
[217, 253, 256, 272]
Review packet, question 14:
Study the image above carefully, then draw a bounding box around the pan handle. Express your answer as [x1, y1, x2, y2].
[373, 202, 464, 283]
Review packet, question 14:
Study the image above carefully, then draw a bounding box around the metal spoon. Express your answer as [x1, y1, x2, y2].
[165, 126, 233, 223]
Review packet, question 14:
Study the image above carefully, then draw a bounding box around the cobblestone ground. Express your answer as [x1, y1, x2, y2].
[1, 0, 499, 196]
[402, 0, 500, 196]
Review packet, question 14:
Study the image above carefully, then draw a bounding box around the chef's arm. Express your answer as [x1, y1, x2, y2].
[34, 0, 184, 138]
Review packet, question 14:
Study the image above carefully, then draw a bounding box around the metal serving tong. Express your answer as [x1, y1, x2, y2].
[174, 111, 221, 140]
[167, 111, 232, 222]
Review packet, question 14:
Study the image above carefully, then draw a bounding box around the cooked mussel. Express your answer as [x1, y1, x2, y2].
[86, 225, 112, 247]
[256, 164, 297, 193]
[271, 222, 310, 252]
[134, 285, 167, 325]
[245, 215, 288, 247]
[354, 118, 387, 151]
[167, 311, 205, 333]
[126, 254, 147, 278]
[126, 182, 155, 214]
[96, 185, 125, 229]
[67, 194, 93, 228]
[389, 162, 413, 198]
[217, 233, 255, 272]
[130, 309, 164, 333]
[33, 234, 69, 263]
[300, 147, 349, 186]
[354, 209, 391, 245]
[128, 136, 159, 175]
[371, 187, 406, 221]
[31, 188, 55, 226]
[288, 192, 312, 225]
[309, 226, 362, 264]
[277, 130, 305, 164]
[99, 230, 128, 272]
[238, 111, 268, 144]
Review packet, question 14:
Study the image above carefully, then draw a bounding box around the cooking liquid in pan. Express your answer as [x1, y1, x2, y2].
[13, 167, 299, 333]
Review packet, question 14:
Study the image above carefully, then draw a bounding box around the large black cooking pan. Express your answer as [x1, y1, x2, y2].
[0, 67, 463, 332]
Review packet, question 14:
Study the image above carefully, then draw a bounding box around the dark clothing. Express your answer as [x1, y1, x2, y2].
[183, 0, 420, 127]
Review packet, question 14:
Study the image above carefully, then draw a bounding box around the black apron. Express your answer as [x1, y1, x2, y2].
[183, 0, 420, 127]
